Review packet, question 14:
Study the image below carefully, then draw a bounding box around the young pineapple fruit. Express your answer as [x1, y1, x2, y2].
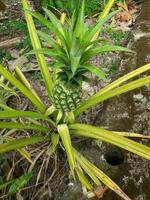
[29, 0, 131, 113]
[52, 80, 82, 112]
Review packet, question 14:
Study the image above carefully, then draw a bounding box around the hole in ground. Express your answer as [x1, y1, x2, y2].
[104, 150, 124, 166]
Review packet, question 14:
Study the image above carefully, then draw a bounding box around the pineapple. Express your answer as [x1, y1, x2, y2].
[29, 0, 131, 113]
[52, 80, 82, 112]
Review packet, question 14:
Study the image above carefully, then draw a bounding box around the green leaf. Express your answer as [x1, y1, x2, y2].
[0, 180, 14, 191]
[83, 10, 119, 47]
[28, 47, 60, 57]
[5, 132, 33, 164]
[56, 111, 63, 124]
[71, 56, 81, 75]
[75, 63, 150, 116]
[56, 12, 67, 46]
[0, 136, 49, 154]
[112, 131, 150, 138]
[44, 105, 56, 117]
[83, 63, 106, 80]
[100, 0, 116, 19]
[42, 8, 69, 49]
[93, 63, 150, 98]
[75, 75, 150, 116]
[17, 148, 33, 163]
[37, 30, 60, 48]
[37, 28, 69, 59]
[0, 110, 51, 121]
[22, 0, 53, 99]
[70, 124, 150, 160]
[82, 45, 133, 63]
[25, 10, 52, 29]
[0, 110, 55, 126]
[27, 48, 67, 64]
[75, 167, 93, 190]
[47, 133, 59, 156]
[0, 122, 50, 132]
[15, 66, 42, 103]
[8, 172, 32, 194]
[0, 64, 45, 113]
[57, 124, 75, 178]
[93, 0, 116, 41]
[0, 103, 14, 111]
[0, 82, 17, 96]
[65, 111, 75, 124]
[43, 8, 65, 37]
[74, 0, 85, 39]
[77, 157, 101, 185]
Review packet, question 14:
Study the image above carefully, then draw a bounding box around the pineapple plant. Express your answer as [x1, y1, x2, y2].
[0, 0, 150, 199]
[28, 0, 132, 114]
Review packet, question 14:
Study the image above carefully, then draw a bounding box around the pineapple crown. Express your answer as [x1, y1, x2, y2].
[28, 0, 132, 85]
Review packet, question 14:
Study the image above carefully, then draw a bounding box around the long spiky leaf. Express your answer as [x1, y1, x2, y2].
[0, 110, 56, 126]
[75, 63, 150, 116]
[57, 124, 75, 178]
[93, 0, 116, 40]
[22, 0, 53, 99]
[0, 122, 50, 132]
[75, 75, 150, 115]
[0, 64, 45, 112]
[0, 136, 49, 154]
[70, 124, 150, 160]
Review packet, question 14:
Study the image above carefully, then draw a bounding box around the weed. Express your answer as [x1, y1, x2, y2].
[102, 25, 129, 45]
[0, 48, 12, 63]
[108, 58, 120, 74]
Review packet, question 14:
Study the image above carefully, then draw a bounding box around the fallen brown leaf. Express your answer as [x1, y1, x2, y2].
[94, 185, 108, 199]
[116, 11, 132, 22]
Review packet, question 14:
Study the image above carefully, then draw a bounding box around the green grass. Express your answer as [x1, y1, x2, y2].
[102, 25, 129, 46]
[32, 71, 43, 80]
[0, 19, 26, 34]
[41, 0, 110, 15]
[108, 58, 121, 74]
[0, 48, 12, 63]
